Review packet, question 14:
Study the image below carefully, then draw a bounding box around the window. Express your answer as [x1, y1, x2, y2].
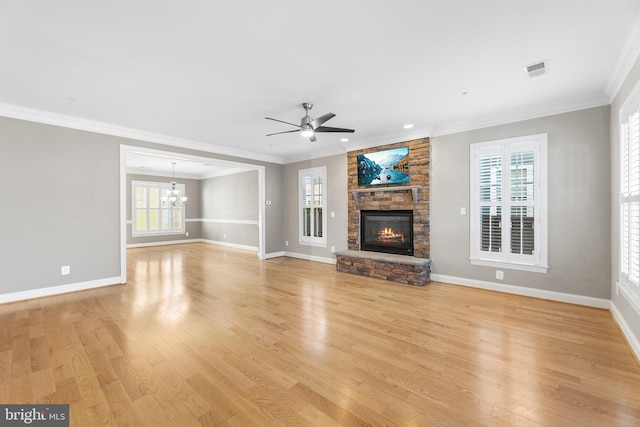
[299, 167, 327, 246]
[620, 83, 640, 309]
[470, 134, 548, 272]
[132, 180, 185, 236]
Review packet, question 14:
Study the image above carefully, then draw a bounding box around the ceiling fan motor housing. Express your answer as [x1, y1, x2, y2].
[264, 101, 355, 140]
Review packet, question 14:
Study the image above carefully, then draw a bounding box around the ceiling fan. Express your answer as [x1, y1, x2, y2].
[265, 102, 355, 142]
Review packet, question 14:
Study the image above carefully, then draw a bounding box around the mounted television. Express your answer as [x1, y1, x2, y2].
[357, 146, 409, 186]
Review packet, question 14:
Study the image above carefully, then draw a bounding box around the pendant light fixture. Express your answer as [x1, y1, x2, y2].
[161, 162, 188, 207]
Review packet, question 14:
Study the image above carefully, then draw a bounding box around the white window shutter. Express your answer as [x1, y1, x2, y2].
[298, 167, 327, 246]
[470, 134, 547, 273]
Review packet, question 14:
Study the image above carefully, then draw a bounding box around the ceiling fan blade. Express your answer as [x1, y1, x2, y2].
[265, 117, 301, 128]
[266, 129, 300, 136]
[314, 126, 355, 133]
[310, 113, 335, 129]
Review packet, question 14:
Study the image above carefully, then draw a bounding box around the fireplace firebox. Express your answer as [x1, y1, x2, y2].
[360, 210, 414, 256]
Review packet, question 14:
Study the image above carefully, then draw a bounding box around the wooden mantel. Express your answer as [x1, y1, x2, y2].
[349, 185, 422, 205]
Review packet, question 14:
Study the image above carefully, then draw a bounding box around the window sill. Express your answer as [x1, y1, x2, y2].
[470, 258, 548, 274]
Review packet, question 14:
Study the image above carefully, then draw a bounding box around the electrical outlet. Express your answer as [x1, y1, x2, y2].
[496, 270, 504, 280]
[185, 231, 189, 237]
[61, 265, 70, 275]
[460, 207, 466, 215]
[223, 234, 226, 239]
[331, 211, 335, 218]
[285, 240, 289, 246]
[331, 246, 335, 253]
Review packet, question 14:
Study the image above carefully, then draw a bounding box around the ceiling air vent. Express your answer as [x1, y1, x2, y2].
[524, 60, 548, 78]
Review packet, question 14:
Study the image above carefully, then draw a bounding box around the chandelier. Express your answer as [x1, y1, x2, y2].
[161, 162, 188, 208]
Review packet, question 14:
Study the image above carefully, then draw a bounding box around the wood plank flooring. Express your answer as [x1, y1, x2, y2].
[1, 242, 639, 426]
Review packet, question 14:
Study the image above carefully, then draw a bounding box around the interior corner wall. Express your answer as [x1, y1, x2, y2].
[610, 54, 640, 353]
[0, 117, 122, 293]
[126, 173, 202, 246]
[282, 153, 348, 261]
[431, 105, 611, 299]
[200, 170, 259, 248]
[263, 163, 283, 255]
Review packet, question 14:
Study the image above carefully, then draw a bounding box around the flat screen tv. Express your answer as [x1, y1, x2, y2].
[357, 146, 409, 186]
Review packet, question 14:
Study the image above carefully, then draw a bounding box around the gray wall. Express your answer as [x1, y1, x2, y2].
[0, 116, 283, 296]
[611, 54, 640, 348]
[0, 118, 121, 292]
[282, 154, 348, 260]
[264, 161, 283, 255]
[126, 173, 202, 245]
[201, 170, 259, 248]
[431, 106, 611, 299]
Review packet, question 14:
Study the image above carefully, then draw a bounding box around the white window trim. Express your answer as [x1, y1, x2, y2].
[618, 79, 640, 313]
[469, 134, 548, 273]
[131, 180, 186, 236]
[299, 166, 327, 247]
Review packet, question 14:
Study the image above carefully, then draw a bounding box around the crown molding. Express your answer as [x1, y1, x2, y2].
[0, 91, 614, 166]
[282, 144, 348, 164]
[431, 94, 610, 138]
[342, 127, 433, 153]
[606, 13, 640, 102]
[281, 92, 610, 160]
[0, 103, 285, 165]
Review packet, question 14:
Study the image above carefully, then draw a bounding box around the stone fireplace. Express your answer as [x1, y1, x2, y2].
[336, 137, 431, 285]
[360, 210, 414, 256]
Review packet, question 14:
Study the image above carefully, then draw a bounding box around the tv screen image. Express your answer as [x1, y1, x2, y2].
[357, 146, 409, 186]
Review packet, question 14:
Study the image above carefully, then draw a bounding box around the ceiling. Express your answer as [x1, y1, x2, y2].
[125, 149, 255, 180]
[2, 1, 640, 175]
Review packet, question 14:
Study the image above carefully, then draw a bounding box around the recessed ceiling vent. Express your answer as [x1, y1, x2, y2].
[524, 60, 548, 78]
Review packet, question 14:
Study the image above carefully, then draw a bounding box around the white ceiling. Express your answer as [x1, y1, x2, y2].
[125, 149, 254, 180]
[2, 1, 640, 175]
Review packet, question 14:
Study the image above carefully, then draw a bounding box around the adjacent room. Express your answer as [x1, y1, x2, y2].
[1, 1, 640, 426]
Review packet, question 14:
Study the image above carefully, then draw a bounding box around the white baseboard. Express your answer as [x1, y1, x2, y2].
[128, 238, 258, 252]
[127, 243, 333, 265]
[127, 238, 198, 248]
[283, 251, 336, 265]
[610, 301, 640, 363]
[263, 251, 286, 259]
[198, 239, 258, 252]
[0, 277, 122, 305]
[430, 273, 610, 309]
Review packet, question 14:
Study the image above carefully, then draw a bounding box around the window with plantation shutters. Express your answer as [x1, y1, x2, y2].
[470, 134, 548, 273]
[299, 167, 327, 246]
[620, 84, 640, 310]
[131, 181, 185, 236]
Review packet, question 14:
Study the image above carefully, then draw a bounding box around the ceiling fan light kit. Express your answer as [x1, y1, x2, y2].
[300, 126, 314, 138]
[265, 102, 355, 142]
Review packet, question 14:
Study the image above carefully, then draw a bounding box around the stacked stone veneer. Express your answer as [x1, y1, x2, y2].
[337, 137, 431, 285]
[336, 250, 431, 286]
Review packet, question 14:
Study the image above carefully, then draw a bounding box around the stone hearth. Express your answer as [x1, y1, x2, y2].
[336, 250, 431, 286]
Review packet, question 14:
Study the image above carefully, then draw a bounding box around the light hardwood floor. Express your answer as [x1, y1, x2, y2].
[1, 243, 639, 426]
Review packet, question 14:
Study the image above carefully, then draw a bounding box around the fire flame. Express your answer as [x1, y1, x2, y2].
[377, 227, 405, 243]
